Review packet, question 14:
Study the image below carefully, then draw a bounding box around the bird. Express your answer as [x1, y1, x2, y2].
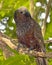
[14, 6, 47, 65]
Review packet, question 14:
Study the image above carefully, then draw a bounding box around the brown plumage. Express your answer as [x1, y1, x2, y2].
[14, 6, 47, 65]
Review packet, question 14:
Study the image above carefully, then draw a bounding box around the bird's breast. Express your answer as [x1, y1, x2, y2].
[16, 21, 34, 37]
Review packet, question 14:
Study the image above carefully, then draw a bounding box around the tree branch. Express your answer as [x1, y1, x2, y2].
[0, 39, 15, 59]
[0, 1, 3, 10]
[42, 0, 51, 37]
[29, 0, 35, 19]
[0, 32, 52, 59]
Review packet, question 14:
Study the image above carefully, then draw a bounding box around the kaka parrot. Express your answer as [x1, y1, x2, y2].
[14, 6, 47, 65]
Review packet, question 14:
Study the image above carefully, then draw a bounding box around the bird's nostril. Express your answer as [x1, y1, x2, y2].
[20, 11, 23, 13]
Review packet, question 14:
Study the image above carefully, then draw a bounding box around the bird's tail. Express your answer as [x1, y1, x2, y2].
[36, 57, 47, 65]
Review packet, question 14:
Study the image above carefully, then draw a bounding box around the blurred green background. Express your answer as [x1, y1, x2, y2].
[0, 0, 52, 65]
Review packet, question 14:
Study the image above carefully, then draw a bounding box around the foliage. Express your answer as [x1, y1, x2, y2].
[0, 50, 52, 65]
[2, 54, 36, 65]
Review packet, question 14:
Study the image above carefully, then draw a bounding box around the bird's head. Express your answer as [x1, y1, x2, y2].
[14, 6, 31, 22]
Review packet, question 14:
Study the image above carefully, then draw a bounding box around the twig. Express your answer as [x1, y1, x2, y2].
[44, 40, 52, 43]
